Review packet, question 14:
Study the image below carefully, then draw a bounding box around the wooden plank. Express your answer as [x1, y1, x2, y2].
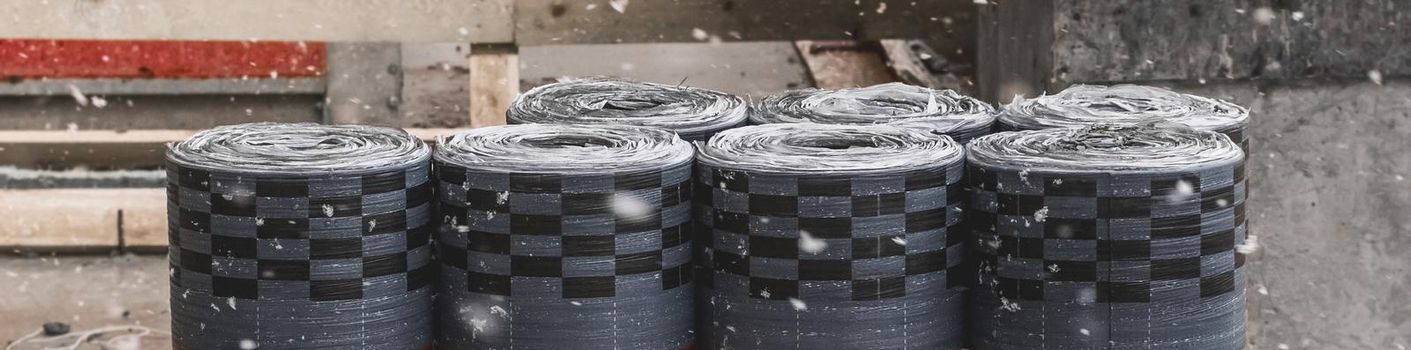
[977, 0, 1411, 102]
[468, 45, 519, 128]
[515, 0, 967, 45]
[0, 0, 513, 43]
[0, 129, 458, 170]
[879, 39, 945, 89]
[793, 40, 896, 89]
[0, 188, 166, 252]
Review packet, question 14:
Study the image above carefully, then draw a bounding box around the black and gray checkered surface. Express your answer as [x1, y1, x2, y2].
[694, 124, 968, 349]
[434, 124, 695, 350]
[749, 82, 997, 144]
[965, 125, 1247, 350]
[165, 123, 433, 350]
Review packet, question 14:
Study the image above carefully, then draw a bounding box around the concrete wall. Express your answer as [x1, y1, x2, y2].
[1161, 78, 1411, 348]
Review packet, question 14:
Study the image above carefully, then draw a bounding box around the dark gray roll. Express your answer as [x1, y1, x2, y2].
[434, 124, 696, 349]
[165, 122, 434, 349]
[965, 124, 1247, 349]
[507, 77, 748, 141]
[694, 124, 968, 349]
[749, 82, 996, 143]
[996, 84, 1249, 149]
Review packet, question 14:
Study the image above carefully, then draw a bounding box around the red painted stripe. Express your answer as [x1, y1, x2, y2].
[0, 40, 325, 79]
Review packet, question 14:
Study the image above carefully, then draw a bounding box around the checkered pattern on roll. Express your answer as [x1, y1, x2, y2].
[968, 161, 1246, 302]
[434, 163, 694, 299]
[166, 163, 435, 301]
[694, 163, 967, 301]
[967, 160, 1248, 349]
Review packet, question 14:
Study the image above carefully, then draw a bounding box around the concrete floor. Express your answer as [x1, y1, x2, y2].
[0, 255, 171, 350]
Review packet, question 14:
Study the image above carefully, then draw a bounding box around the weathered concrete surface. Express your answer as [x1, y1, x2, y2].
[1052, 0, 1410, 82]
[978, 0, 1411, 102]
[1155, 78, 1411, 349]
[0, 255, 171, 349]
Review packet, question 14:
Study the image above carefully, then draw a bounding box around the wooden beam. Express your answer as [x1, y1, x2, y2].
[879, 39, 945, 89]
[0, 0, 514, 43]
[0, 188, 166, 253]
[0, 129, 458, 170]
[468, 45, 519, 128]
[793, 40, 896, 89]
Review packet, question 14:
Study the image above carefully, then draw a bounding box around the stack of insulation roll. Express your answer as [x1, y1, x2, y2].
[750, 83, 996, 143]
[694, 123, 969, 349]
[166, 123, 435, 349]
[507, 77, 749, 141]
[433, 124, 697, 349]
[965, 124, 1247, 349]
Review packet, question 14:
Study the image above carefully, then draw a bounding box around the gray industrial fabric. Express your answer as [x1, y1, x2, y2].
[433, 124, 696, 349]
[996, 84, 1250, 149]
[506, 77, 749, 141]
[694, 124, 968, 349]
[965, 124, 1247, 349]
[165, 122, 434, 349]
[748, 82, 996, 143]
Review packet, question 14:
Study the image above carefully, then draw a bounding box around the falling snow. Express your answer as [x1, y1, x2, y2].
[798, 231, 828, 254]
[1368, 70, 1384, 85]
[691, 28, 710, 41]
[67, 84, 89, 106]
[1033, 206, 1049, 222]
[613, 193, 651, 219]
[788, 298, 808, 311]
[1236, 235, 1261, 254]
[240, 339, 259, 349]
[609, 0, 629, 13]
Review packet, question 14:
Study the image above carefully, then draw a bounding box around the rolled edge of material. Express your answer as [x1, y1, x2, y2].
[995, 84, 1249, 138]
[166, 122, 430, 176]
[748, 83, 996, 143]
[506, 77, 748, 141]
[697, 123, 965, 176]
[434, 123, 695, 175]
[967, 123, 1245, 175]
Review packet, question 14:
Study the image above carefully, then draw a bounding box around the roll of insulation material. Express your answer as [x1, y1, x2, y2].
[996, 84, 1249, 150]
[166, 122, 434, 349]
[507, 77, 749, 141]
[434, 124, 696, 349]
[694, 123, 968, 349]
[965, 124, 1247, 349]
[750, 83, 996, 143]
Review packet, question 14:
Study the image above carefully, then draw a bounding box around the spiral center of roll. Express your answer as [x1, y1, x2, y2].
[601, 97, 667, 111]
[790, 137, 886, 150]
[522, 135, 616, 148]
